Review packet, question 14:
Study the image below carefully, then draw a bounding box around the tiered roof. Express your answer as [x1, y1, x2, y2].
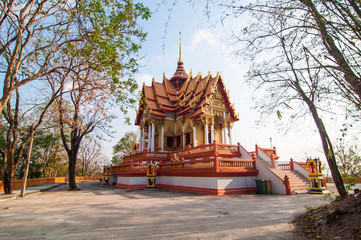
[135, 38, 238, 125]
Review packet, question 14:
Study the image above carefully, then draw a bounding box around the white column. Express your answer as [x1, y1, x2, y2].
[142, 127, 145, 151]
[228, 126, 232, 145]
[204, 122, 208, 144]
[151, 122, 155, 151]
[182, 124, 185, 149]
[193, 125, 196, 147]
[223, 127, 227, 144]
[147, 124, 151, 150]
[139, 128, 143, 152]
[161, 123, 164, 151]
[210, 123, 214, 143]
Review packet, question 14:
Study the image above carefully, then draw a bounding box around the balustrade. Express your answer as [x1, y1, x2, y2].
[113, 141, 257, 174]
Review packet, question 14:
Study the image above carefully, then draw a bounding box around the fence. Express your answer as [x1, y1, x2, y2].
[325, 177, 361, 183]
[0, 176, 100, 191]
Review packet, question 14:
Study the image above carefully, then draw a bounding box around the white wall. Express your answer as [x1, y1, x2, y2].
[255, 160, 286, 194]
[294, 162, 309, 178]
[157, 176, 256, 189]
[117, 176, 146, 186]
[239, 145, 253, 159]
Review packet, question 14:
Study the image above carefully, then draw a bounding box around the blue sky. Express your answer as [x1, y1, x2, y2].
[103, 1, 329, 169]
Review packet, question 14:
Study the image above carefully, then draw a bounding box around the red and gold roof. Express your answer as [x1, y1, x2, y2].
[135, 61, 239, 125]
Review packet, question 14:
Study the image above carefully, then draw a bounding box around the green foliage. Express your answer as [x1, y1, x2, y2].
[112, 131, 138, 164]
[16, 130, 67, 179]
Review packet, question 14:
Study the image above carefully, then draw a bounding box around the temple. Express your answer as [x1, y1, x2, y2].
[110, 35, 312, 195]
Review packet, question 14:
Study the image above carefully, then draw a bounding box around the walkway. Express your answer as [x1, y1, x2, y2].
[0, 181, 337, 240]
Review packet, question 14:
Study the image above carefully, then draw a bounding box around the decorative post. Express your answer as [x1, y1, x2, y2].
[237, 142, 241, 154]
[306, 158, 329, 194]
[181, 158, 184, 169]
[283, 175, 291, 195]
[213, 140, 217, 156]
[271, 154, 276, 168]
[145, 162, 157, 190]
[290, 158, 294, 170]
[188, 145, 191, 155]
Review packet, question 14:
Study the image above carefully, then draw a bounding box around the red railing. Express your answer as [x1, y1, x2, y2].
[0, 176, 99, 191]
[112, 141, 257, 176]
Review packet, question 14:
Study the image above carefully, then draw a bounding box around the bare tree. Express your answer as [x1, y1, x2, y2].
[335, 139, 361, 178]
[78, 137, 104, 176]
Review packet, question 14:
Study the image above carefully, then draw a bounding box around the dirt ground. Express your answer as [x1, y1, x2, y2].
[0, 181, 331, 240]
[293, 192, 361, 239]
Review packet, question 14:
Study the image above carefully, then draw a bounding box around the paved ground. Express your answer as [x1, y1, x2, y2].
[0, 181, 338, 240]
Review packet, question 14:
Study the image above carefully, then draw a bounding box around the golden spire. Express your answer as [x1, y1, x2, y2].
[171, 32, 187, 89]
[179, 32, 182, 62]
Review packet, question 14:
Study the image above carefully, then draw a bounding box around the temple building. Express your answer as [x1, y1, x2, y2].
[110, 36, 312, 195]
[135, 40, 238, 152]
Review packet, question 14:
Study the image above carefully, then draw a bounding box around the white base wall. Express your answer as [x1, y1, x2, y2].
[157, 176, 257, 189]
[117, 176, 146, 186]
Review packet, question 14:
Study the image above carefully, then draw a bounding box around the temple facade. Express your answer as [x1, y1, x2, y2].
[135, 44, 238, 152]
[110, 37, 311, 195]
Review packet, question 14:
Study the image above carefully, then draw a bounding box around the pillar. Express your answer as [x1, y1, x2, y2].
[147, 124, 151, 151]
[228, 125, 232, 145]
[193, 125, 196, 147]
[204, 120, 209, 144]
[223, 126, 227, 144]
[210, 122, 214, 143]
[151, 122, 155, 151]
[182, 123, 185, 149]
[140, 127, 144, 152]
[161, 123, 164, 151]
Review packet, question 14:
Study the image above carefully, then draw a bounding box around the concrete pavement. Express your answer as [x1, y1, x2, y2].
[0, 182, 65, 201]
[0, 181, 334, 240]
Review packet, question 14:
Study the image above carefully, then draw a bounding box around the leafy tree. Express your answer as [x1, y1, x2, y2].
[35, 0, 150, 191]
[16, 130, 67, 179]
[0, 87, 59, 194]
[0, 0, 150, 114]
[112, 131, 138, 165]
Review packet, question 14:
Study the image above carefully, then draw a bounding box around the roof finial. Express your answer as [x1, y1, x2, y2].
[179, 32, 182, 62]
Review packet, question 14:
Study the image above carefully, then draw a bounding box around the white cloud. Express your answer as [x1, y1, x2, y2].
[136, 74, 153, 90]
[191, 29, 218, 49]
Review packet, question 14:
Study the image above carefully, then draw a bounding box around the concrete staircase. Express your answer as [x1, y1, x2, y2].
[271, 169, 309, 194]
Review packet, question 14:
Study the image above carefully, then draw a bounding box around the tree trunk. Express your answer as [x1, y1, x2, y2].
[299, 89, 348, 198]
[20, 134, 34, 197]
[68, 150, 78, 190]
[3, 172, 13, 194]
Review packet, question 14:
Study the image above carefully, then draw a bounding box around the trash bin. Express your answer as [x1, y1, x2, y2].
[265, 180, 271, 194]
[255, 179, 267, 194]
